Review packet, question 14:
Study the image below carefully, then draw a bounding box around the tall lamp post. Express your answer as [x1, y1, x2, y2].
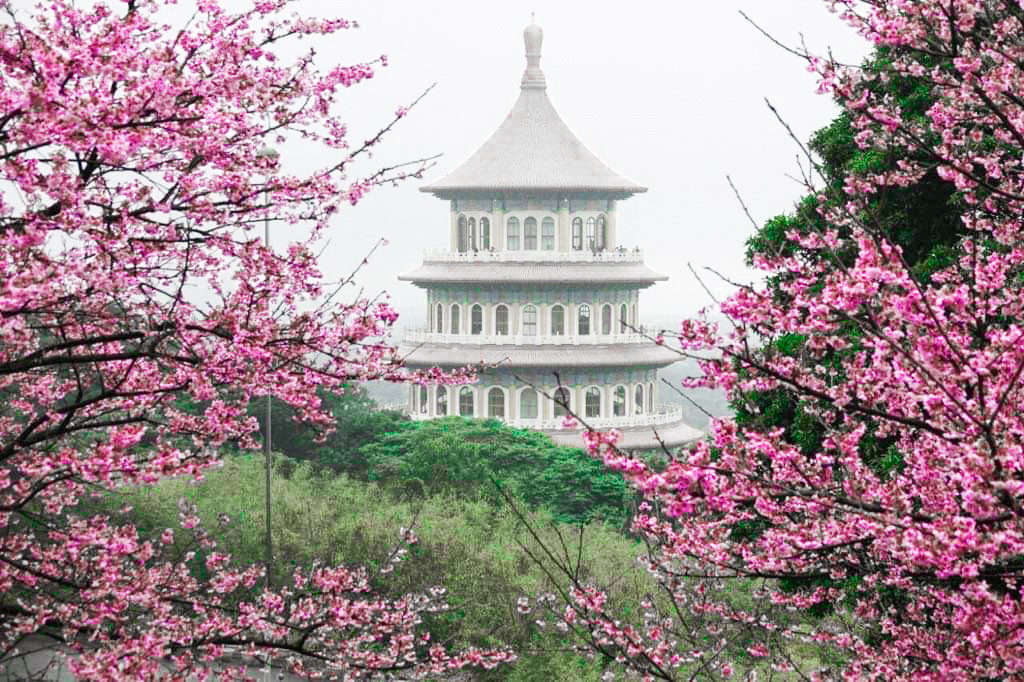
[256, 146, 278, 589]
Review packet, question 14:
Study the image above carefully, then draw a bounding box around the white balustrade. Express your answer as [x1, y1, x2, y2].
[422, 249, 644, 263]
[403, 327, 662, 346]
[408, 404, 684, 430]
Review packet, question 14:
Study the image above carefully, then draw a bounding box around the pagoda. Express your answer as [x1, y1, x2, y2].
[398, 21, 701, 449]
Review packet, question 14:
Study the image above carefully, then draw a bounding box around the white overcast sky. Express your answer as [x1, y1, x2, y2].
[294, 0, 871, 329]
[11, 0, 872, 328]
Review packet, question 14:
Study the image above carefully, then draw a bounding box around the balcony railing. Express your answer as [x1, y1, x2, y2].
[422, 249, 644, 263]
[408, 404, 684, 430]
[403, 327, 661, 346]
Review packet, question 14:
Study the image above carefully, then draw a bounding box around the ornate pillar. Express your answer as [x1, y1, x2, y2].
[558, 196, 570, 252]
[607, 200, 617, 248]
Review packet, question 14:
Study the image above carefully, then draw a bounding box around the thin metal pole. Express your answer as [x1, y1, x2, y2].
[263, 185, 273, 590]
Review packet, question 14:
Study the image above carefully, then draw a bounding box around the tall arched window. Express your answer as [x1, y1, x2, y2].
[601, 304, 612, 335]
[522, 305, 538, 336]
[541, 217, 555, 250]
[468, 217, 477, 251]
[436, 303, 444, 333]
[450, 304, 460, 334]
[619, 303, 628, 333]
[550, 305, 565, 336]
[613, 386, 626, 416]
[507, 217, 520, 250]
[635, 384, 644, 415]
[520, 389, 538, 419]
[495, 304, 509, 335]
[459, 387, 474, 416]
[436, 387, 448, 416]
[597, 215, 607, 250]
[419, 385, 428, 414]
[481, 217, 491, 250]
[586, 217, 596, 250]
[578, 304, 591, 335]
[585, 387, 601, 418]
[649, 384, 654, 411]
[553, 387, 571, 417]
[471, 305, 482, 335]
[457, 215, 468, 252]
[524, 217, 538, 250]
[572, 218, 583, 250]
[487, 387, 505, 418]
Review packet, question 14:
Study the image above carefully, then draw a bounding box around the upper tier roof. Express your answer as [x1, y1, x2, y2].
[420, 23, 646, 199]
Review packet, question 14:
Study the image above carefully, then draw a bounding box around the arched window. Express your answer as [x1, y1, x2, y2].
[471, 304, 483, 335]
[481, 217, 491, 250]
[520, 389, 538, 419]
[649, 384, 654, 411]
[459, 387, 475, 416]
[457, 215, 468, 252]
[635, 384, 644, 415]
[601, 304, 612, 335]
[572, 218, 583, 250]
[468, 217, 477, 251]
[495, 304, 509, 335]
[436, 303, 444, 333]
[419, 385, 428, 414]
[522, 305, 538, 335]
[597, 215, 607, 250]
[619, 303, 628, 333]
[541, 217, 555, 250]
[578, 304, 591, 335]
[585, 387, 601, 418]
[507, 217, 520, 250]
[550, 305, 565, 336]
[487, 387, 505, 418]
[436, 387, 448, 416]
[553, 387, 571, 417]
[586, 217, 596, 250]
[524, 217, 538, 250]
[613, 386, 626, 416]
[450, 304, 460, 334]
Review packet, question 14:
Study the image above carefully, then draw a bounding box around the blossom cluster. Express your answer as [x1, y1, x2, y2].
[569, 1, 1024, 678]
[0, 0, 501, 678]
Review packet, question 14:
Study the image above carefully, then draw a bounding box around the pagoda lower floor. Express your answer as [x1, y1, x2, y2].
[405, 366, 702, 449]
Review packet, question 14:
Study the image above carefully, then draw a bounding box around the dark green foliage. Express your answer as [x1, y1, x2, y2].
[734, 49, 966, 624]
[360, 417, 633, 526]
[251, 384, 406, 476]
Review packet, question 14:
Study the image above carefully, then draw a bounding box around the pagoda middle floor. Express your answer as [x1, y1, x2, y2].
[398, 257, 703, 450]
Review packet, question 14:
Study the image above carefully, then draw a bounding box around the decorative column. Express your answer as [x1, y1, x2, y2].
[558, 196, 570, 252]
[607, 200, 617, 247]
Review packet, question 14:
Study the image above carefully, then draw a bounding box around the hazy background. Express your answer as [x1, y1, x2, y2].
[289, 0, 870, 324]
[6, 0, 873, 420]
[289, 1, 871, 418]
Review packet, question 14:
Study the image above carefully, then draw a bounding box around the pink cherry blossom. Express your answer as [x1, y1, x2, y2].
[0, 0, 504, 678]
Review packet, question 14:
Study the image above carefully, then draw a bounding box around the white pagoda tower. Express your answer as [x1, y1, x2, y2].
[398, 21, 701, 449]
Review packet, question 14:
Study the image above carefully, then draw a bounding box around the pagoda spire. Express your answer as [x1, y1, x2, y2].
[521, 19, 545, 90]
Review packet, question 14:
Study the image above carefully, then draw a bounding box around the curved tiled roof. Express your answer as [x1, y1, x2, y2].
[420, 24, 645, 198]
[399, 261, 666, 286]
[397, 341, 679, 369]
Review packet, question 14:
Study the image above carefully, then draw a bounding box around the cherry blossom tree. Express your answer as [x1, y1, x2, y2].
[0, 0, 502, 678]
[553, 0, 1024, 679]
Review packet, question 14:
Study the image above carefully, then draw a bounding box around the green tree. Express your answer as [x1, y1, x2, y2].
[84, 453, 657, 681]
[252, 384, 407, 475]
[736, 49, 965, 469]
[725, 48, 967, 617]
[360, 417, 633, 526]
